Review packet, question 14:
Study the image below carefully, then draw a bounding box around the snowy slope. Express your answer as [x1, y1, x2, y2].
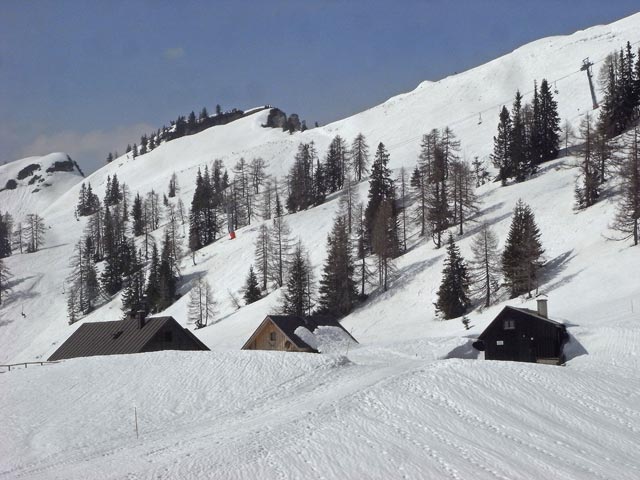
[0, 152, 83, 221]
[1, 12, 640, 480]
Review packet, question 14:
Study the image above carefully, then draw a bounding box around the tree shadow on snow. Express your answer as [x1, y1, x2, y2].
[539, 250, 584, 293]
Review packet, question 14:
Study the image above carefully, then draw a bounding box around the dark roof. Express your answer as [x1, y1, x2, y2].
[478, 306, 566, 341]
[48, 316, 206, 361]
[244, 315, 357, 352]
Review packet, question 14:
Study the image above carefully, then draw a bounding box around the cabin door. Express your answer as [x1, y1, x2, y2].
[517, 334, 536, 362]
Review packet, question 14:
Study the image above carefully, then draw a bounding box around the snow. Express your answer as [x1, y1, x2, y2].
[294, 325, 356, 354]
[1, 12, 640, 480]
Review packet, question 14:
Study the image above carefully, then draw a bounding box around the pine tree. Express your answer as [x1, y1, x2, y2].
[350, 133, 370, 181]
[324, 135, 348, 192]
[0, 214, 12, 258]
[318, 216, 358, 317]
[168, 172, 179, 197]
[145, 243, 161, 311]
[67, 239, 102, 316]
[156, 228, 180, 311]
[243, 265, 262, 305]
[121, 250, 146, 317]
[100, 206, 122, 296]
[287, 143, 315, 212]
[502, 200, 545, 298]
[537, 79, 561, 163]
[364, 143, 396, 250]
[0, 257, 10, 305]
[131, 193, 144, 236]
[435, 233, 470, 319]
[510, 90, 530, 182]
[469, 223, 501, 308]
[354, 203, 372, 298]
[397, 168, 408, 252]
[188, 275, 216, 328]
[610, 127, 640, 245]
[280, 241, 313, 316]
[574, 113, 600, 210]
[491, 106, 512, 185]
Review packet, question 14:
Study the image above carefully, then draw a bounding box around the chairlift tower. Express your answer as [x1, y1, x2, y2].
[581, 58, 599, 110]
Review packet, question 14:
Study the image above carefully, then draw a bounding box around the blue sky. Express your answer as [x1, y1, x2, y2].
[1, 1, 639, 173]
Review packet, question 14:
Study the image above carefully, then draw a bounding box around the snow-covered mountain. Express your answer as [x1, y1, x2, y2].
[1, 13, 639, 480]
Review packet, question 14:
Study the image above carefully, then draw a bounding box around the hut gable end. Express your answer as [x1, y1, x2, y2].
[476, 306, 568, 365]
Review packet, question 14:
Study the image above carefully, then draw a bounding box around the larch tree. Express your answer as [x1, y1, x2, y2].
[188, 275, 216, 328]
[350, 133, 370, 182]
[469, 223, 501, 308]
[0, 257, 11, 305]
[269, 216, 293, 288]
[435, 233, 470, 319]
[610, 127, 640, 246]
[574, 113, 601, 210]
[254, 223, 271, 292]
[372, 200, 397, 292]
[24, 213, 46, 253]
[449, 159, 478, 235]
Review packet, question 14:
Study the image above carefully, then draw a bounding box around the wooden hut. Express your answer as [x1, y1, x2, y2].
[48, 313, 209, 361]
[242, 315, 357, 353]
[473, 299, 568, 365]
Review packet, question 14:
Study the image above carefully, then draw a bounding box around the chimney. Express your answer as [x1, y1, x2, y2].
[136, 310, 146, 329]
[537, 298, 548, 318]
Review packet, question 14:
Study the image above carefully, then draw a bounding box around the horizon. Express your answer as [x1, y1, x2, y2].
[1, 1, 639, 173]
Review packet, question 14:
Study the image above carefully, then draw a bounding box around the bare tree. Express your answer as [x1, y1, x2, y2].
[610, 127, 640, 245]
[188, 276, 216, 328]
[469, 223, 501, 307]
[449, 159, 478, 235]
[372, 200, 396, 291]
[269, 216, 293, 287]
[562, 119, 576, 156]
[24, 213, 46, 253]
[574, 113, 600, 210]
[397, 167, 409, 253]
[0, 258, 11, 305]
[338, 173, 357, 234]
[350, 133, 370, 182]
[254, 223, 271, 292]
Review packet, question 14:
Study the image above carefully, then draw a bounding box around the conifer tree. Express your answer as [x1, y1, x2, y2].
[0, 214, 12, 258]
[243, 265, 262, 305]
[67, 238, 102, 316]
[168, 172, 179, 198]
[145, 243, 161, 311]
[435, 233, 470, 319]
[354, 203, 372, 298]
[502, 200, 545, 298]
[318, 216, 358, 317]
[426, 142, 450, 248]
[469, 223, 501, 308]
[536, 79, 561, 164]
[350, 133, 370, 181]
[132, 193, 144, 236]
[510, 90, 530, 182]
[188, 275, 216, 328]
[491, 106, 512, 185]
[610, 127, 640, 245]
[324, 135, 349, 192]
[280, 241, 313, 316]
[120, 249, 145, 316]
[364, 143, 396, 249]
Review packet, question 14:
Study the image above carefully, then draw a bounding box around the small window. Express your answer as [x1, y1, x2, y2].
[269, 332, 276, 342]
[164, 331, 173, 342]
[504, 319, 516, 330]
[496, 340, 504, 346]
[112, 331, 123, 340]
[284, 340, 292, 350]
